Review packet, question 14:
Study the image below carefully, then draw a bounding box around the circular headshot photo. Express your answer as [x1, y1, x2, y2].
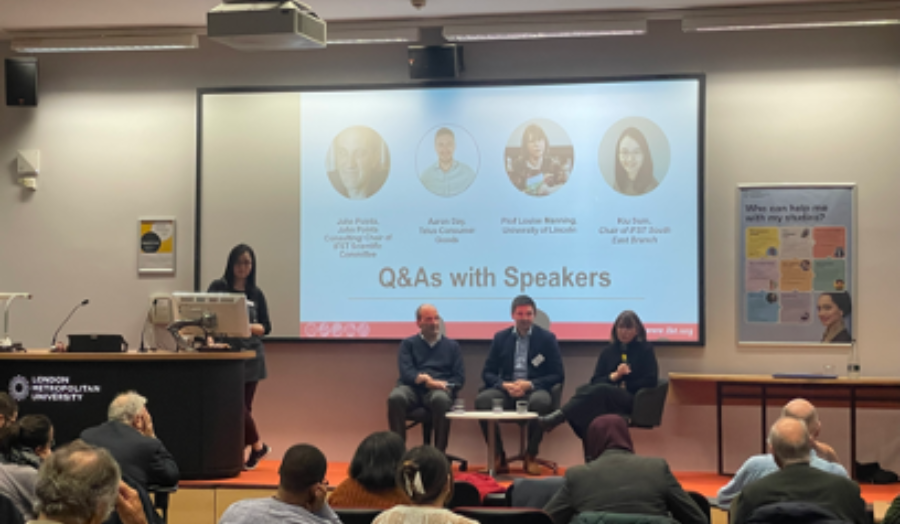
[599, 117, 671, 196]
[416, 125, 480, 198]
[504, 119, 574, 197]
[326, 126, 391, 200]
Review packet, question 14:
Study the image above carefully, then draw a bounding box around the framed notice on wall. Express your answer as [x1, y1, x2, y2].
[138, 217, 176, 275]
[738, 184, 855, 346]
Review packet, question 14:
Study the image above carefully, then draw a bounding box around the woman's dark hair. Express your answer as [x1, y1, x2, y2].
[520, 124, 549, 156]
[349, 431, 406, 491]
[0, 392, 17, 421]
[615, 127, 655, 194]
[823, 292, 852, 317]
[611, 310, 647, 345]
[396, 445, 450, 505]
[222, 244, 257, 292]
[0, 414, 53, 455]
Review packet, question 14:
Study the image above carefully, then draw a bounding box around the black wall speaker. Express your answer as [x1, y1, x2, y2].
[5, 58, 39, 107]
[408, 45, 461, 80]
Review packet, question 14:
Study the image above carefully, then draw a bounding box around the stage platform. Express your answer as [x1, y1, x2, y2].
[180, 460, 900, 501]
[170, 461, 899, 524]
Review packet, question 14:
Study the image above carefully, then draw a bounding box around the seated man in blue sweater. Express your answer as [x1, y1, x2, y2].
[387, 304, 465, 452]
[716, 398, 847, 508]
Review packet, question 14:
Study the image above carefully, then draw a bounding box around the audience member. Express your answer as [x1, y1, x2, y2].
[329, 432, 411, 509]
[0, 393, 17, 428]
[81, 391, 179, 489]
[883, 493, 900, 524]
[731, 417, 866, 524]
[219, 443, 339, 524]
[543, 415, 706, 524]
[31, 439, 149, 524]
[476, 295, 564, 475]
[388, 304, 465, 453]
[373, 445, 477, 524]
[0, 415, 53, 520]
[716, 398, 845, 507]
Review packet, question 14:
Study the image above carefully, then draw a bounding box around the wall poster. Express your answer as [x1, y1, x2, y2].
[738, 184, 855, 345]
[138, 217, 176, 275]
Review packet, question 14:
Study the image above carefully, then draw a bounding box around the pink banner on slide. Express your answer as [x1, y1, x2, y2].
[300, 321, 699, 342]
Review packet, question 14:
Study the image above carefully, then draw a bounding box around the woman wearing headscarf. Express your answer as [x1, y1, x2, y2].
[543, 415, 706, 524]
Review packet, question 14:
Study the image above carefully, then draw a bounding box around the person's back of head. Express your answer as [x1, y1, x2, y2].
[769, 417, 812, 469]
[396, 445, 451, 506]
[0, 392, 17, 427]
[782, 398, 821, 438]
[108, 391, 147, 425]
[0, 414, 53, 462]
[585, 414, 634, 462]
[34, 439, 120, 524]
[279, 444, 327, 495]
[350, 431, 406, 492]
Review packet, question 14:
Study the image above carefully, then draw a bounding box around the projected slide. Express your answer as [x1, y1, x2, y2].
[299, 78, 702, 341]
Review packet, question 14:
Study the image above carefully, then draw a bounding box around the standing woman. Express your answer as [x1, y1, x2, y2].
[209, 244, 272, 470]
[539, 311, 659, 446]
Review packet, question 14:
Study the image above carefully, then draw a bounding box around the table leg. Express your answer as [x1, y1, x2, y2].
[717, 382, 723, 475]
[487, 420, 496, 477]
[761, 385, 768, 454]
[851, 386, 857, 479]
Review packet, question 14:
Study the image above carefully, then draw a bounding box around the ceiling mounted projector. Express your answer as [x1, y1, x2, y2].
[208, 0, 326, 51]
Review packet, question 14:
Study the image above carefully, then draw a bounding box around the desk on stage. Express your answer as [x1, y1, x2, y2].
[0, 350, 253, 480]
[669, 372, 900, 478]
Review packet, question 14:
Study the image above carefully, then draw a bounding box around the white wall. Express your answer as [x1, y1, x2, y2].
[2, 20, 900, 472]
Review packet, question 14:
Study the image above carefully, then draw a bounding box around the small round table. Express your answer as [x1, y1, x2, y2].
[447, 410, 538, 477]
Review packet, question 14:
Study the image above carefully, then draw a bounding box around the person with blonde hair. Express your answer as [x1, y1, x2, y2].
[372, 446, 477, 524]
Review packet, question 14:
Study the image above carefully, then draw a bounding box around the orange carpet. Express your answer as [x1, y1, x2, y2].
[181, 462, 900, 503]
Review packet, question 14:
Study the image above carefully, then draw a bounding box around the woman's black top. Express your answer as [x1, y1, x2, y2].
[589, 340, 659, 395]
[207, 278, 270, 382]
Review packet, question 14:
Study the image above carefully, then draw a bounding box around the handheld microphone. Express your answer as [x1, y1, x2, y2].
[51, 299, 89, 347]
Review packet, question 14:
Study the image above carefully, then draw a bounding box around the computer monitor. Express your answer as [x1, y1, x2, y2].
[172, 292, 251, 338]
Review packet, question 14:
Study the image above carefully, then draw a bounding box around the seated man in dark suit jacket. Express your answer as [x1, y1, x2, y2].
[732, 416, 867, 524]
[475, 295, 564, 475]
[81, 391, 179, 489]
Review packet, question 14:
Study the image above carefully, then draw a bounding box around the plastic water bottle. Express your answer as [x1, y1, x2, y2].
[847, 340, 861, 379]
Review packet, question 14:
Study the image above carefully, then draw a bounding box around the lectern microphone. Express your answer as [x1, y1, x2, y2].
[51, 299, 89, 348]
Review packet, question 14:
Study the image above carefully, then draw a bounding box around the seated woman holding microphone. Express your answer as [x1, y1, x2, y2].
[539, 311, 659, 449]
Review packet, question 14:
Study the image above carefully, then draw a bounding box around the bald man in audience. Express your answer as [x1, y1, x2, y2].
[81, 391, 179, 489]
[731, 417, 866, 524]
[716, 398, 846, 507]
